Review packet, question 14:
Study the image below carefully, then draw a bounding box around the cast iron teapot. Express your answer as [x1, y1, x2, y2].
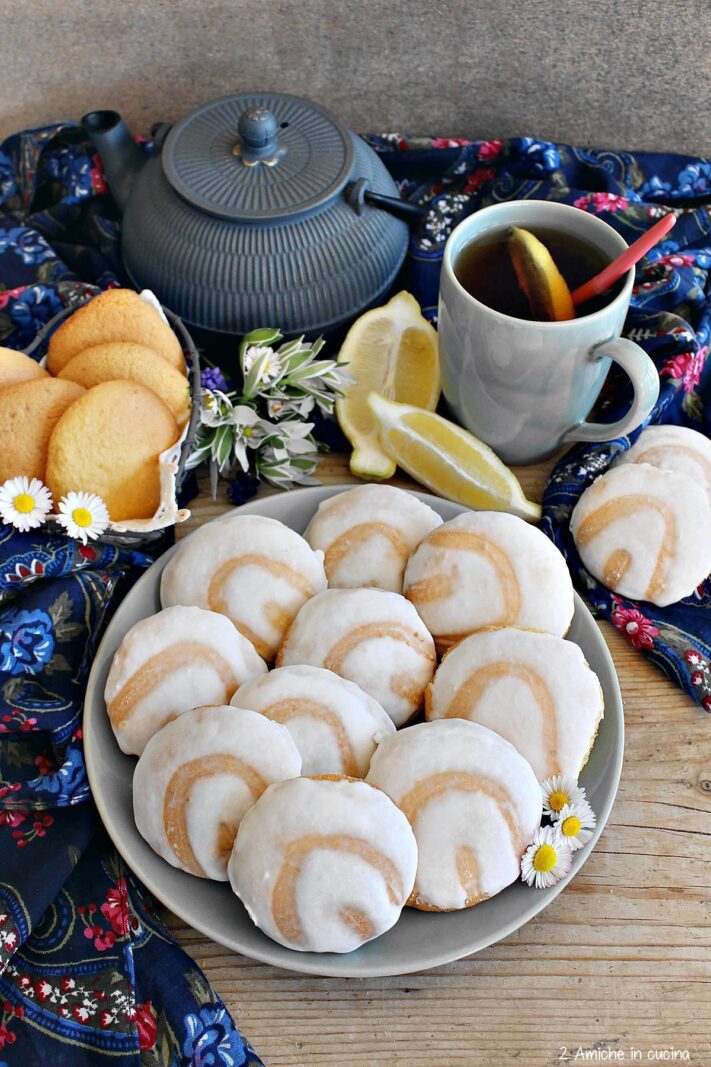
[83, 92, 416, 338]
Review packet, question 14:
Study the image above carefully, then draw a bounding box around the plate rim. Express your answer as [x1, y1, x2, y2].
[84, 484, 624, 977]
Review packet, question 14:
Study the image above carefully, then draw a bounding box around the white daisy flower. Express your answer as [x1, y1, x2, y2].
[540, 775, 587, 818]
[556, 801, 596, 852]
[56, 491, 110, 544]
[521, 826, 573, 889]
[242, 345, 282, 386]
[0, 476, 53, 532]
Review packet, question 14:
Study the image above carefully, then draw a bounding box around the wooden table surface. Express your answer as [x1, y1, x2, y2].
[167, 453, 711, 1067]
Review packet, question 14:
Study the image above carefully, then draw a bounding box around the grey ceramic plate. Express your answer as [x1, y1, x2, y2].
[84, 485, 624, 978]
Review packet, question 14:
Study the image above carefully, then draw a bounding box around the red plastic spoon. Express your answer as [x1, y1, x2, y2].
[571, 212, 677, 307]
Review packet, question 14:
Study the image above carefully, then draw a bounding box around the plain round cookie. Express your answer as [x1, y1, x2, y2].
[58, 342, 191, 426]
[0, 378, 85, 483]
[46, 380, 179, 521]
[571, 463, 711, 606]
[366, 719, 542, 911]
[231, 665, 395, 777]
[403, 511, 575, 651]
[303, 484, 443, 592]
[105, 605, 267, 755]
[276, 587, 437, 726]
[161, 515, 327, 661]
[615, 424, 711, 505]
[228, 775, 418, 953]
[0, 347, 49, 388]
[426, 627, 604, 781]
[133, 705, 301, 880]
[46, 288, 185, 375]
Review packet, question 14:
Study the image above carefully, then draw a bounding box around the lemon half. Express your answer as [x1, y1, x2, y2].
[336, 292, 440, 479]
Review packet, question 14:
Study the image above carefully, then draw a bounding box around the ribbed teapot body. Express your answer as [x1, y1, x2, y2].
[121, 133, 408, 337]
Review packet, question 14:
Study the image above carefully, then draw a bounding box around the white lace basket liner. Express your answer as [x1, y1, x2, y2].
[23, 289, 201, 547]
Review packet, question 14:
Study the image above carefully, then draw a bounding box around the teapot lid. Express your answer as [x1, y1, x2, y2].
[162, 91, 355, 222]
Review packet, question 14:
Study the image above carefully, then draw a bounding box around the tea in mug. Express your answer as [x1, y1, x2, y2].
[453, 226, 619, 319]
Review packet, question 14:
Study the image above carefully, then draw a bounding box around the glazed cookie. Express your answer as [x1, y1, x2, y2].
[58, 342, 191, 426]
[47, 288, 185, 375]
[571, 464, 711, 606]
[161, 515, 327, 661]
[46, 380, 179, 521]
[133, 705, 301, 880]
[231, 665, 395, 777]
[403, 511, 574, 651]
[228, 775, 418, 953]
[366, 719, 542, 911]
[303, 485, 443, 592]
[0, 378, 85, 483]
[426, 627, 604, 781]
[0, 347, 49, 388]
[276, 588, 437, 726]
[105, 605, 267, 755]
[615, 425, 711, 505]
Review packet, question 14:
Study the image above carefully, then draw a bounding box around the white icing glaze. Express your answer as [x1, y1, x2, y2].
[104, 605, 267, 755]
[366, 719, 542, 910]
[403, 511, 574, 648]
[160, 515, 327, 660]
[228, 776, 418, 953]
[277, 588, 436, 726]
[571, 464, 711, 606]
[426, 627, 603, 780]
[133, 705, 301, 881]
[615, 424, 711, 505]
[303, 485, 442, 592]
[231, 665, 395, 777]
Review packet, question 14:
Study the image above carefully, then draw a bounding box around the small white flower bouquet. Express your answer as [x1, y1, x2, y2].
[188, 328, 352, 493]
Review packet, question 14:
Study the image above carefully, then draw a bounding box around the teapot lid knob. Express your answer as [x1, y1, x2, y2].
[236, 107, 279, 163]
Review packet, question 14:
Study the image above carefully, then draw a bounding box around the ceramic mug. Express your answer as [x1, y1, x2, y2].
[437, 200, 660, 465]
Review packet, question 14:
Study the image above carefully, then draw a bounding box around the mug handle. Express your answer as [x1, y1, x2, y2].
[563, 337, 660, 445]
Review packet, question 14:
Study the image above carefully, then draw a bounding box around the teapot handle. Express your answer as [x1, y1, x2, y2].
[345, 179, 426, 221]
[150, 123, 173, 151]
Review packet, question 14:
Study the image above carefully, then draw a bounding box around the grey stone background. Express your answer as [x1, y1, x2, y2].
[2, 0, 710, 153]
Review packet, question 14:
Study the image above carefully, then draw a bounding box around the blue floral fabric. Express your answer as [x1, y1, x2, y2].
[0, 121, 710, 1065]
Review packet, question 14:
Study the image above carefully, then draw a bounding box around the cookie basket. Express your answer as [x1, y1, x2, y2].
[23, 289, 202, 548]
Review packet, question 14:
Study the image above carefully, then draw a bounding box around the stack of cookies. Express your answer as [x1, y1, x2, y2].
[0, 289, 190, 523]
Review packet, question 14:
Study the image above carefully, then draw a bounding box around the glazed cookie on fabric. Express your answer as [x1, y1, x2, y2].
[105, 605, 267, 755]
[366, 719, 542, 911]
[231, 665, 395, 777]
[303, 484, 442, 592]
[46, 288, 185, 375]
[425, 627, 604, 781]
[276, 588, 436, 726]
[403, 511, 574, 651]
[133, 704, 301, 880]
[228, 775, 418, 953]
[614, 424, 711, 505]
[161, 515, 327, 661]
[571, 464, 711, 606]
[0, 347, 49, 388]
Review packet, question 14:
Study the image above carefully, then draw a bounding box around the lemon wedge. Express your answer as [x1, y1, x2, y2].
[367, 392, 542, 522]
[508, 226, 574, 322]
[336, 292, 441, 479]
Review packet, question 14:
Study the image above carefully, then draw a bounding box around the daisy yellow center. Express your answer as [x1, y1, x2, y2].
[548, 790, 569, 813]
[561, 815, 581, 838]
[243, 427, 253, 437]
[533, 843, 558, 873]
[72, 507, 93, 528]
[13, 493, 35, 514]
